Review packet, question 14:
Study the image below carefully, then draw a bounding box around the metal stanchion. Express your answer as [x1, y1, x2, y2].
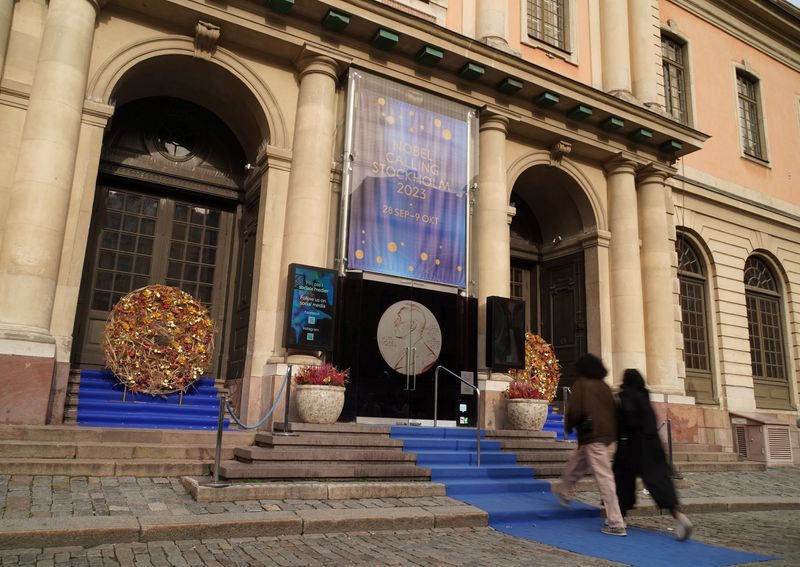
[274, 365, 296, 436]
[200, 395, 231, 488]
[667, 418, 683, 480]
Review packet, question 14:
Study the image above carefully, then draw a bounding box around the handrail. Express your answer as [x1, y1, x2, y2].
[657, 417, 683, 480]
[434, 365, 481, 467]
[562, 386, 571, 441]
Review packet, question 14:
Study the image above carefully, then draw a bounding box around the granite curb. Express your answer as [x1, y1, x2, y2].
[0, 505, 488, 550]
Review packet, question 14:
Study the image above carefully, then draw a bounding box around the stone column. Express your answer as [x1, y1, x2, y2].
[606, 155, 646, 381]
[0, 0, 101, 425]
[637, 164, 681, 393]
[0, 0, 13, 79]
[476, 110, 511, 373]
[600, 0, 633, 99]
[476, 0, 514, 53]
[278, 49, 342, 367]
[628, 0, 659, 107]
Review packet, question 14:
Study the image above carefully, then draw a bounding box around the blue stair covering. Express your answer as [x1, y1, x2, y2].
[77, 369, 228, 430]
[543, 407, 576, 441]
[390, 425, 590, 525]
[391, 424, 773, 566]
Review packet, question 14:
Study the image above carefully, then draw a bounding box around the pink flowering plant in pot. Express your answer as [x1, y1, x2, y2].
[293, 363, 349, 424]
[294, 363, 349, 387]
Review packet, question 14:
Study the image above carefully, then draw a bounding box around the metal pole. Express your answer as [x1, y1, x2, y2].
[275, 365, 296, 436]
[434, 369, 439, 427]
[667, 418, 683, 479]
[475, 388, 481, 467]
[200, 395, 231, 488]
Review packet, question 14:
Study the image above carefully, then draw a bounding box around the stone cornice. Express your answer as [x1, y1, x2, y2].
[114, 0, 708, 162]
[669, 0, 800, 72]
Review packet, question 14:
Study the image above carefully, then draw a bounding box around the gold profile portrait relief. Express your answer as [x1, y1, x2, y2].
[377, 300, 442, 375]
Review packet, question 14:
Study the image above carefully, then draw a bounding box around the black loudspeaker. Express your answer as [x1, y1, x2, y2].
[486, 296, 526, 371]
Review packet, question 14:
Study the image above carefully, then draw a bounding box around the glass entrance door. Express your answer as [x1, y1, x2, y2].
[336, 274, 473, 424]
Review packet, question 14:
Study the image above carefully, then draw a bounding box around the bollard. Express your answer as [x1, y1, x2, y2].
[274, 364, 296, 436]
[200, 395, 231, 488]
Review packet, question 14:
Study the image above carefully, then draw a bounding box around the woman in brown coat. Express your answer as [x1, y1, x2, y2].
[553, 354, 627, 536]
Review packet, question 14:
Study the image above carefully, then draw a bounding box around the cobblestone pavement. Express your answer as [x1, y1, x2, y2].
[2, 468, 799, 520]
[0, 528, 622, 566]
[0, 469, 798, 565]
[0, 476, 462, 519]
[0, 510, 796, 566]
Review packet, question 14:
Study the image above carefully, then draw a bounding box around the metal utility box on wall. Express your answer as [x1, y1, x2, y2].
[731, 413, 794, 467]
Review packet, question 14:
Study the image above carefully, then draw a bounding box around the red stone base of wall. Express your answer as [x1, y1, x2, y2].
[0, 353, 54, 425]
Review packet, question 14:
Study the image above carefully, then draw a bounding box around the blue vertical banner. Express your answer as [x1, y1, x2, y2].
[346, 71, 475, 288]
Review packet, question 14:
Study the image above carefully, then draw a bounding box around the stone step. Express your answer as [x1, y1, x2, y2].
[485, 429, 558, 440]
[278, 422, 392, 435]
[219, 460, 431, 481]
[235, 447, 417, 463]
[255, 432, 402, 449]
[0, 424, 254, 445]
[512, 449, 574, 463]
[495, 438, 576, 451]
[672, 460, 766, 473]
[0, 441, 235, 461]
[0, 458, 210, 477]
[527, 462, 567, 478]
[672, 451, 741, 462]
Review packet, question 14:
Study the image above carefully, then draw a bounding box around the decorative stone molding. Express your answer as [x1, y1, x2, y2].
[295, 43, 351, 80]
[604, 153, 639, 175]
[636, 162, 674, 184]
[549, 140, 572, 167]
[194, 21, 221, 61]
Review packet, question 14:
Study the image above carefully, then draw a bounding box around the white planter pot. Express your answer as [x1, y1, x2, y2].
[294, 384, 345, 424]
[506, 398, 549, 431]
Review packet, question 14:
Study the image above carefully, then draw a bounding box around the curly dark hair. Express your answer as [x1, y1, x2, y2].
[574, 353, 607, 380]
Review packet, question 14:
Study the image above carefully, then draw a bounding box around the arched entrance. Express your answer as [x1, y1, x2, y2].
[72, 96, 249, 380]
[510, 164, 596, 394]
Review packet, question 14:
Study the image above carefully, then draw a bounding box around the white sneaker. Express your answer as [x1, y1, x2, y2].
[674, 511, 693, 541]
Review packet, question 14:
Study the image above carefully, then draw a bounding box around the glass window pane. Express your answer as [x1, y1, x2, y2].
[98, 251, 115, 270]
[92, 291, 110, 311]
[100, 231, 118, 250]
[167, 262, 182, 279]
[137, 237, 153, 255]
[172, 223, 187, 241]
[95, 270, 113, 290]
[140, 218, 156, 236]
[119, 233, 135, 252]
[170, 242, 185, 260]
[122, 215, 138, 232]
[188, 226, 202, 243]
[125, 195, 141, 213]
[186, 245, 200, 263]
[117, 254, 133, 272]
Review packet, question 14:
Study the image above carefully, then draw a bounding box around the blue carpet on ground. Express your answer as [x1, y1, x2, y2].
[391, 423, 775, 567]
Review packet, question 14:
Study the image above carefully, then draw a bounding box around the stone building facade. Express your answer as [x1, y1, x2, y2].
[0, 0, 797, 459]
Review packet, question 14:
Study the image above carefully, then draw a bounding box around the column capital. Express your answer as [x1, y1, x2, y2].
[479, 106, 512, 134]
[295, 44, 351, 81]
[635, 162, 675, 185]
[86, 0, 110, 14]
[603, 153, 639, 175]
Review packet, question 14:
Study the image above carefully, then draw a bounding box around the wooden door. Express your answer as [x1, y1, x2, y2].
[540, 252, 586, 394]
[73, 185, 233, 375]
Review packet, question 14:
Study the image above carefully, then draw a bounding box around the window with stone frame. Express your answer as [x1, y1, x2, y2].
[677, 236, 710, 374]
[526, 0, 570, 52]
[737, 72, 765, 160]
[662, 35, 689, 125]
[744, 257, 787, 381]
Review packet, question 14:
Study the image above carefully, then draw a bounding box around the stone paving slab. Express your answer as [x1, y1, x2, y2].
[138, 511, 302, 542]
[298, 506, 436, 534]
[0, 515, 140, 549]
[183, 477, 447, 502]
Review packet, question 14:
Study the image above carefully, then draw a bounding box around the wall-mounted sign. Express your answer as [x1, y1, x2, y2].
[344, 70, 477, 288]
[283, 264, 337, 352]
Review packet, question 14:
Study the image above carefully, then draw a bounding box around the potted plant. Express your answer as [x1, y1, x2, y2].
[504, 333, 561, 430]
[293, 363, 349, 424]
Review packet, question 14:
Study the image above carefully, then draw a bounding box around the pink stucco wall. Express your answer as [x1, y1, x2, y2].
[661, 3, 800, 206]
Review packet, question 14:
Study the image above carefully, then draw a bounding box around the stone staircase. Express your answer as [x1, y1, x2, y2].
[0, 424, 254, 477]
[486, 429, 576, 478]
[219, 422, 430, 481]
[671, 443, 766, 472]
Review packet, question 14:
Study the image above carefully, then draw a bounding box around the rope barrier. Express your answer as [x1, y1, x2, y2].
[224, 368, 290, 430]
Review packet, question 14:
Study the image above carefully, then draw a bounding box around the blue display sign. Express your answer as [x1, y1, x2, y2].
[346, 71, 474, 288]
[283, 264, 337, 351]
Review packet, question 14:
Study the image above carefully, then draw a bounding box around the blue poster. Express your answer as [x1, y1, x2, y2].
[347, 72, 473, 288]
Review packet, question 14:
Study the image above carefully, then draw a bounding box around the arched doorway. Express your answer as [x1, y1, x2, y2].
[510, 165, 593, 395]
[71, 97, 249, 380]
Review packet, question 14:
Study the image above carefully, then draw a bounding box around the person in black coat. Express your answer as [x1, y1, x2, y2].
[613, 368, 693, 540]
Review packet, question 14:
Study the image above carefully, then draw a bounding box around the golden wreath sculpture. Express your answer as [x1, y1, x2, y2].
[103, 284, 216, 395]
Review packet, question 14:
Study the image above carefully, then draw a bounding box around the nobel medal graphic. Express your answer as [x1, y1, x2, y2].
[377, 300, 442, 375]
